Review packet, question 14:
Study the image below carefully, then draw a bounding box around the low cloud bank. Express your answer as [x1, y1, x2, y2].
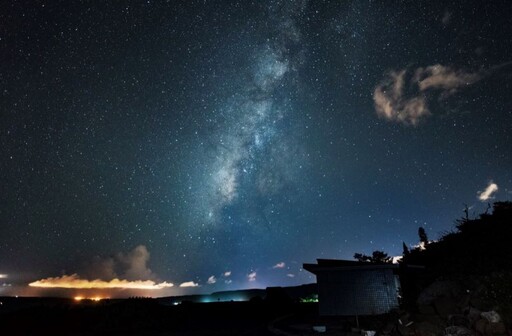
[29, 274, 173, 290]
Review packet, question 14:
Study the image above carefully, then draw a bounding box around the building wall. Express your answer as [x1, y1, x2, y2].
[317, 268, 400, 316]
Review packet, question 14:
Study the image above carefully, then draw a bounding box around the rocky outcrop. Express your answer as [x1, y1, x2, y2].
[380, 277, 510, 336]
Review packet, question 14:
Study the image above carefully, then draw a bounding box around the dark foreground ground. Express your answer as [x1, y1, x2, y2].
[0, 296, 395, 335]
[0, 296, 324, 336]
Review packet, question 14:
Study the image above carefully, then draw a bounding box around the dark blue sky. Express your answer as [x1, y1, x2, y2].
[1, 0, 511, 297]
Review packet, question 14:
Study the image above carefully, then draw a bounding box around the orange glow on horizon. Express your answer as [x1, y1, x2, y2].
[29, 274, 174, 290]
[74, 296, 106, 302]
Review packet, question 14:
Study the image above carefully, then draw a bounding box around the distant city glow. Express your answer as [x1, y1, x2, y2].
[74, 296, 105, 302]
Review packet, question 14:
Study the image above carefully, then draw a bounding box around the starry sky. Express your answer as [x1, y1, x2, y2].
[1, 0, 511, 297]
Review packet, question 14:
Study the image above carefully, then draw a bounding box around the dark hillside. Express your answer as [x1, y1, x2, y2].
[403, 202, 512, 278]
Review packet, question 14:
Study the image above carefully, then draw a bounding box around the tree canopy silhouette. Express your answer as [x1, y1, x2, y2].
[354, 250, 392, 264]
[402, 242, 410, 256]
[418, 226, 428, 247]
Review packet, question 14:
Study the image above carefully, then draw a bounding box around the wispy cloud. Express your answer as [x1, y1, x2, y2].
[84, 245, 156, 281]
[373, 70, 429, 126]
[223, 271, 231, 277]
[286, 274, 295, 278]
[207, 275, 216, 284]
[179, 281, 199, 288]
[272, 262, 286, 269]
[247, 272, 257, 282]
[478, 182, 498, 201]
[413, 64, 481, 92]
[374, 64, 482, 125]
[29, 274, 173, 290]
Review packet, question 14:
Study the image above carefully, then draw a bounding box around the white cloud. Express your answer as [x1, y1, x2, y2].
[223, 271, 231, 277]
[374, 65, 482, 125]
[179, 281, 199, 288]
[225, 279, 232, 284]
[272, 262, 286, 269]
[392, 256, 403, 264]
[247, 272, 257, 282]
[29, 274, 173, 290]
[478, 182, 499, 201]
[207, 275, 216, 284]
[286, 274, 295, 278]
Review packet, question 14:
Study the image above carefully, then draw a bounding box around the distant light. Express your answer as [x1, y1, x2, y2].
[74, 296, 105, 302]
[0, 274, 7, 279]
[300, 295, 319, 303]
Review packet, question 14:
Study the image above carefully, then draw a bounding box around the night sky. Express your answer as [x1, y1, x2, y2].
[1, 1, 511, 297]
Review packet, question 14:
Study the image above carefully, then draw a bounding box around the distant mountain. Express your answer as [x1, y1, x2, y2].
[157, 283, 317, 305]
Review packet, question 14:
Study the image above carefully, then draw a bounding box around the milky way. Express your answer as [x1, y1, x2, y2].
[192, 3, 305, 223]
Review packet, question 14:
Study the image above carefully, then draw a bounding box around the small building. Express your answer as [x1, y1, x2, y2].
[303, 259, 402, 316]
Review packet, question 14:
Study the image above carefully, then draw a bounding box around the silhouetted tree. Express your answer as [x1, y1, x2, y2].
[402, 242, 410, 256]
[371, 250, 392, 263]
[418, 227, 428, 247]
[354, 250, 392, 264]
[463, 203, 470, 219]
[354, 253, 370, 262]
[484, 203, 491, 215]
[455, 205, 471, 231]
